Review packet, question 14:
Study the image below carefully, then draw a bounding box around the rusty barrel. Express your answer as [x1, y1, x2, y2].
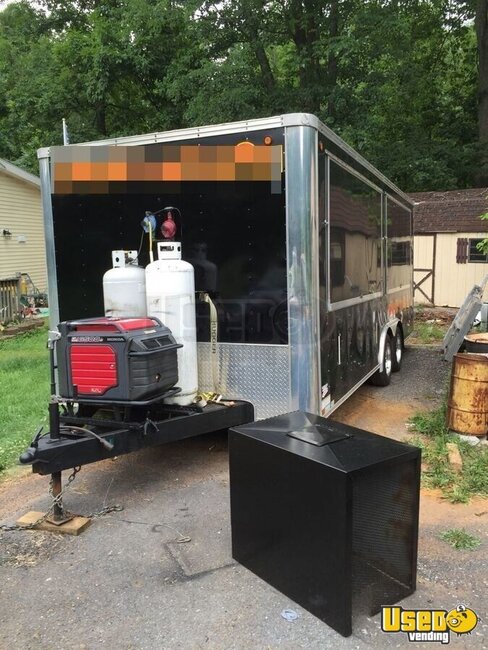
[447, 353, 488, 436]
[464, 332, 488, 354]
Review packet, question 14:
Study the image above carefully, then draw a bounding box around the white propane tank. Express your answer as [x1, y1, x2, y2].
[103, 250, 147, 318]
[145, 241, 198, 405]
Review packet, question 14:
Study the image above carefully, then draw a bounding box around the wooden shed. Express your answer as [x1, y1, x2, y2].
[0, 159, 46, 294]
[410, 188, 488, 307]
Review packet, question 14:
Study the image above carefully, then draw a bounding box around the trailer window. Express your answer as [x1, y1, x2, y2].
[386, 198, 412, 292]
[328, 161, 382, 303]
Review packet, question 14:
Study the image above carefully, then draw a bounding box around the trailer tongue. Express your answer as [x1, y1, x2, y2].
[18, 314, 253, 524]
[20, 398, 254, 476]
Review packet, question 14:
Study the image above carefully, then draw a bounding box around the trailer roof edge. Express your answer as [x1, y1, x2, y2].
[285, 114, 413, 206]
[38, 113, 413, 206]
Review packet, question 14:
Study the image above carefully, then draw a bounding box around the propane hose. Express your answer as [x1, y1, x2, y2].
[59, 425, 114, 451]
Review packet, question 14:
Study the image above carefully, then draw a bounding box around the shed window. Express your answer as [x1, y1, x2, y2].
[468, 238, 488, 263]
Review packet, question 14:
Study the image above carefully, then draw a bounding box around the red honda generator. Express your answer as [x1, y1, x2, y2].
[56, 317, 181, 403]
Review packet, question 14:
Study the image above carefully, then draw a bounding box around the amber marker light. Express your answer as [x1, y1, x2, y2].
[264, 135, 273, 145]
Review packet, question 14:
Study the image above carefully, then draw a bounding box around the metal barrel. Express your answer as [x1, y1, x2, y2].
[464, 332, 488, 354]
[447, 353, 488, 436]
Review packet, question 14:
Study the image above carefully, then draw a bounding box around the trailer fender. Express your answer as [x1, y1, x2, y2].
[378, 320, 400, 366]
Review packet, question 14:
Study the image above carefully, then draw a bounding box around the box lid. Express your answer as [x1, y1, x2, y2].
[230, 411, 420, 474]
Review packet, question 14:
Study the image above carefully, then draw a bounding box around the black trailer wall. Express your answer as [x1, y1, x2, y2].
[50, 130, 287, 345]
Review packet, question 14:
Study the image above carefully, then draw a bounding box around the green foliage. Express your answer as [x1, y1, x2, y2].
[476, 213, 488, 255]
[411, 401, 450, 437]
[0, 327, 49, 474]
[411, 322, 446, 344]
[440, 528, 481, 550]
[0, 0, 483, 188]
[410, 402, 488, 503]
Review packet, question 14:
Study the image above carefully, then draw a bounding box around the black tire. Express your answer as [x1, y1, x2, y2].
[370, 334, 393, 386]
[392, 328, 403, 372]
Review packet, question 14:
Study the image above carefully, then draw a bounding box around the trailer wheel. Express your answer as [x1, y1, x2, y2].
[392, 328, 403, 373]
[370, 334, 393, 386]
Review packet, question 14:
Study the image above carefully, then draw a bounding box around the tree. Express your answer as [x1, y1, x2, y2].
[0, 0, 484, 191]
[476, 0, 488, 182]
[477, 212, 488, 253]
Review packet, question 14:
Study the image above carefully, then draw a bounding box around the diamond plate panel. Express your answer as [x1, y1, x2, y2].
[197, 343, 291, 420]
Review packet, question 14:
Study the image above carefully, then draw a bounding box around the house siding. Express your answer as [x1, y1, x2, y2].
[0, 172, 46, 291]
[414, 232, 488, 307]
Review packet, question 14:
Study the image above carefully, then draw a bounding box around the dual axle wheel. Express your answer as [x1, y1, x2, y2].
[370, 328, 403, 387]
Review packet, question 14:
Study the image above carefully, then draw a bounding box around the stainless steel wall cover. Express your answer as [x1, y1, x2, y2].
[197, 343, 291, 420]
[285, 125, 321, 414]
[39, 155, 60, 328]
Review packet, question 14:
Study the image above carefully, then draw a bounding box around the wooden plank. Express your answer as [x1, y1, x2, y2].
[16, 511, 92, 536]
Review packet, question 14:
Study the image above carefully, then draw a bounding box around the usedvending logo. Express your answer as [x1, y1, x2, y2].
[381, 605, 478, 644]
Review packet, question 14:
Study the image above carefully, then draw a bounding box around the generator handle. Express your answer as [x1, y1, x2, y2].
[129, 342, 183, 356]
[64, 317, 164, 333]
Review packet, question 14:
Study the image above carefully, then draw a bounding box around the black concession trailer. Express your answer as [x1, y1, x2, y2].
[15, 114, 419, 636]
[23, 113, 414, 475]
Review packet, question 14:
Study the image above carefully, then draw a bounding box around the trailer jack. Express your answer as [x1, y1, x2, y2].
[12, 396, 254, 534]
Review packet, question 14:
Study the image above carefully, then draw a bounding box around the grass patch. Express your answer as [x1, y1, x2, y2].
[410, 403, 450, 437]
[440, 528, 481, 550]
[411, 321, 446, 344]
[0, 327, 50, 473]
[410, 401, 488, 503]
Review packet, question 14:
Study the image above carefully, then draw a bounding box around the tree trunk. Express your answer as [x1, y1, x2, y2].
[288, 1, 321, 115]
[327, 0, 339, 121]
[476, 0, 488, 182]
[252, 40, 276, 94]
[241, 2, 276, 96]
[95, 101, 107, 136]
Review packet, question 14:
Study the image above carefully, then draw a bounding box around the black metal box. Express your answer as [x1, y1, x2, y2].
[57, 317, 181, 403]
[229, 411, 421, 637]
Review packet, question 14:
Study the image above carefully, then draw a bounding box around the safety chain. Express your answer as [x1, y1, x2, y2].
[0, 466, 123, 533]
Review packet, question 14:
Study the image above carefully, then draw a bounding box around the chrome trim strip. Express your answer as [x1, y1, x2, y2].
[36, 113, 413, 207]
[285, 125, 320, 413]
[326, 364, 381, 416]
[207, 342, 289, 349]
[39, 156, 59, 328]
[282, 114, 413, 206]
[328, 291, 383, 312]
[326, 155, 331, 307]
[385, 193, 412, 212]
[327, 153, 383, 194]
[387, 286, 412, 295]
[378, 319, 400, 365]
[69, 116, 286, 148]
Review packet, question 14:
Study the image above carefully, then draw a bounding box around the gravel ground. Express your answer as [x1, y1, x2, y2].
[376, 343, 449, 404]
[0, 346, 486, 649]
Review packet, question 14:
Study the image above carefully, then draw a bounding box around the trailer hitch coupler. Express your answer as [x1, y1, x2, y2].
[19, 448, 36, 464]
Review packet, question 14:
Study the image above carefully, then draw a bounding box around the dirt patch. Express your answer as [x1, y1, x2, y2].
[0, 318, 45, 338]
[0, 530, 64, 567]
[415, 307, 457, 324]
[420, 489, 488, 525]
[0, 468, 47, 519]
[332, 392, 415, 441]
